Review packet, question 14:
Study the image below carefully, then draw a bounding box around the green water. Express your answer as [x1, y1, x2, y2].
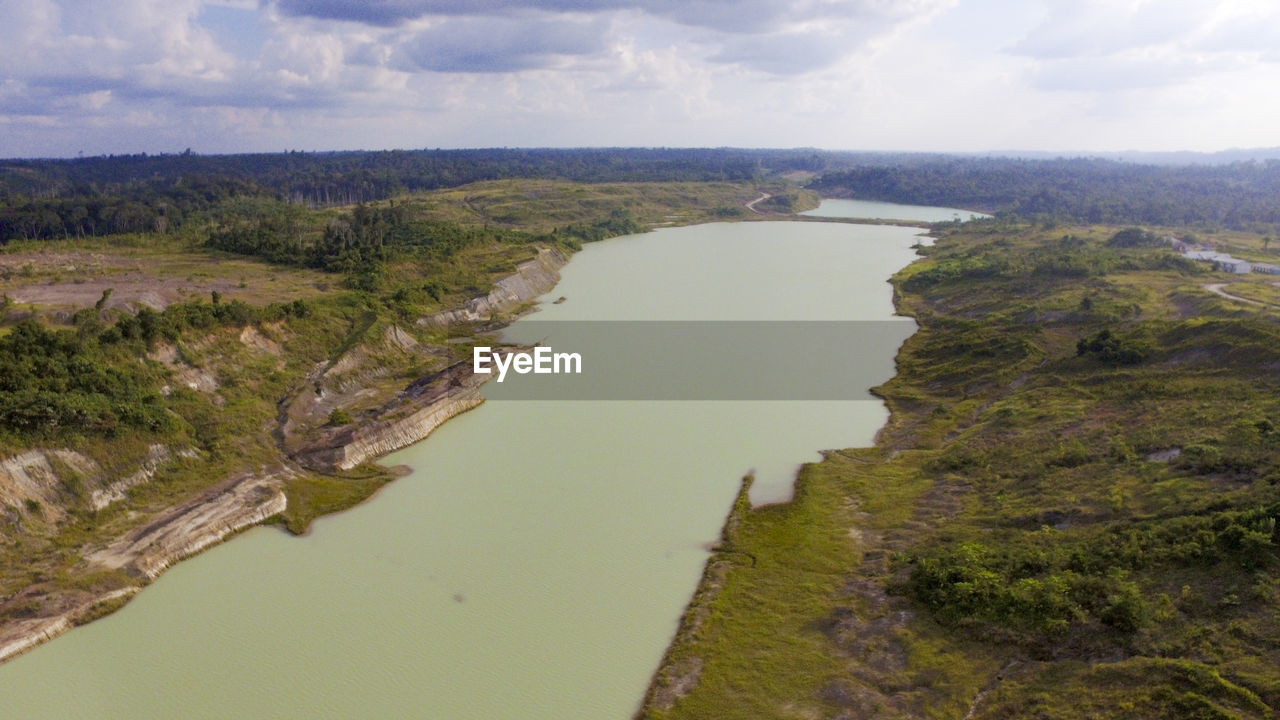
[0, 221, 924, 719]
[801, 197, 990, 222]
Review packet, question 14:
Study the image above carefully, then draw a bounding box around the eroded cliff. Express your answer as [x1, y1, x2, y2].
[294, 360, 488, 471]
[418, 246, 568, 327]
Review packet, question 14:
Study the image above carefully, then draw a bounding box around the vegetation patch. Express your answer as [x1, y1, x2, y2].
[276, 472, 391, 536]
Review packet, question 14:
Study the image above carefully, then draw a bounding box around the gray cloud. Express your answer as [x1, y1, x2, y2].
[278, 0, 940, 76]
[275, 0, 445, 27]
[24, 70, 337, 109]
[274, 0, 905, 35]
[273, 0, 638, 27]
[394, 15, 609, 73]
[0, 86, 59, 118]
[711, 32, 851, 75]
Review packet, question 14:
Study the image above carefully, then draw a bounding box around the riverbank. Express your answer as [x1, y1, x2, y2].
[636, 223, 938, 718]
[0, 244, 571, 666]
[637, 220, 1280, 719]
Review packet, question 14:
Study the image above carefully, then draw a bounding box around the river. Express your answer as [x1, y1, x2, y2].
[0, 215, 932, 719]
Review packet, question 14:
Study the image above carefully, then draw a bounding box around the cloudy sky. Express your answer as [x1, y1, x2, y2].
[2, 0, 1279, 158]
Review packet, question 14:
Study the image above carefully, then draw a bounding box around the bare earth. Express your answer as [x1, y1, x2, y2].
[1, 250, 328, 312]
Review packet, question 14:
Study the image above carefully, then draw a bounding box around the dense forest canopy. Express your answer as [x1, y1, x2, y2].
[0, 148, 822, 242]
[810, 156, 1280, 229]
[4, 149, 1280, 243]
[0, 147, 823, 210]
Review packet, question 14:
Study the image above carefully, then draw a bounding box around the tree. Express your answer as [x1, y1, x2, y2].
[137, 306, 160, 345]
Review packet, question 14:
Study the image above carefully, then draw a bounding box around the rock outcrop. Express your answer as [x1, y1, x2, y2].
[0, 617, 73, 665]
[418, 246, 568, 327]
[289, 248, 568, 471]
[0, 588, 140, 664]
[0, 445, 200, 521]
[150, 343, 220, 394]
[0, 449, 101, 521]
[0, 469, 287, 665]
[88, 445, 198, 511]
[88, 470, 288, 579]
[293, 359, 490, 471]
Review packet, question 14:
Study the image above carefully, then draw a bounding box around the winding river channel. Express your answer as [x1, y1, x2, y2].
[0, 204, 950, 719]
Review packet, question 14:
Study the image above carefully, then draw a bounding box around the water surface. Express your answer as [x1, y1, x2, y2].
[0, 220, 925, 719]
[802, 197, 989, 222]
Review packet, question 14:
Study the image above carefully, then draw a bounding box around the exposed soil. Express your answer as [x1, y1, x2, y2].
[0, 250, 326, 313]
[7, 271, 257, 311]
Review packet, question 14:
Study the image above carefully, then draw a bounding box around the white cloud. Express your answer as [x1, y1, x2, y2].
[1009, 0, 1280, 92]
[2, 0, 1279, 156]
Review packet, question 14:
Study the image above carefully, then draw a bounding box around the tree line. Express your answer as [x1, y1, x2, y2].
[0, 148, 821, 242]
[810, 156, 1280, 229]
[205, 200, 643, 290]
[11, 150, 1280, 243]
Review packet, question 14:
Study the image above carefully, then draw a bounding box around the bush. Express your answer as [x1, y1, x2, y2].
[0, 319, 171, 438]
[1077, 329, 1148, 364]
[1107, 227, 1158, 248]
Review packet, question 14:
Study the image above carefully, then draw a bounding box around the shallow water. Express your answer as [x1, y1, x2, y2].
[0, 220, 925, 719]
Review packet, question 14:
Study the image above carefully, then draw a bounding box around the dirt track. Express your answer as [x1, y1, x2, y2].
[1203, 282, 1280, 309]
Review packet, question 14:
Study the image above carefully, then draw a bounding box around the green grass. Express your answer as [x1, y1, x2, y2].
[386, 179, 814, 233]
[973, 658, 1270, 720]
[645, 452, 997, 720]
[276, 472, 391, 535]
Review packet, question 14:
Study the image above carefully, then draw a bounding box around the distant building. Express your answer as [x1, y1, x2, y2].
[1253, 262, 1280, 275]
[1218, 258, 1252, 274]
[1182, 249, 1254, 273]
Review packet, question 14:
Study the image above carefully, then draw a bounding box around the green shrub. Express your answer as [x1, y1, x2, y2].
[1076, 329, 1148, 364]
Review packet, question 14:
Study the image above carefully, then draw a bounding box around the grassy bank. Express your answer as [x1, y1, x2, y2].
[389, 179, 816, 231]
[641, 220, 1280, 719]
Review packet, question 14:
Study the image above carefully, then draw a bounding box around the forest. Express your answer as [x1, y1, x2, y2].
[0, 148, 816, 241]
[6, 149, 1280, 244]
[811, 156, 1280, 229]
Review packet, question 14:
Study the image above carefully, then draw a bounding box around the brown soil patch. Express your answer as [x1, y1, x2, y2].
[7, 272, 251, 311]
